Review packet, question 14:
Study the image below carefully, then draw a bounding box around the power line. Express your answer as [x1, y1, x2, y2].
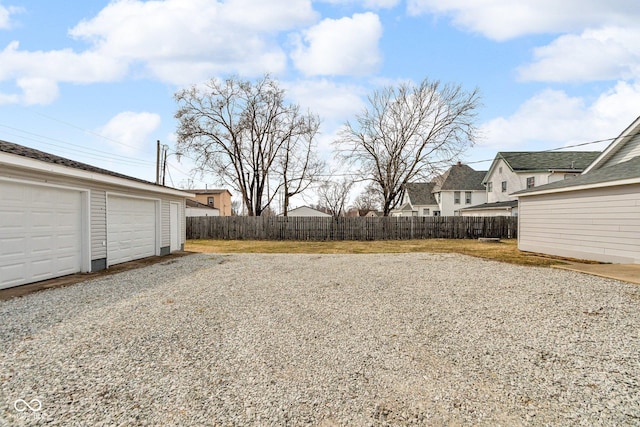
[0, 123, 155, 167]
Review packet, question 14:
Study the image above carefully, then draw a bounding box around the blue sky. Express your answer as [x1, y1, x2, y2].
[1, 0, 639, 198]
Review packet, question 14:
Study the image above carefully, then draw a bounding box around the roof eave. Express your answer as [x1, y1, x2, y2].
[0, 152, 194, 198]
[515, 177, 640, 197]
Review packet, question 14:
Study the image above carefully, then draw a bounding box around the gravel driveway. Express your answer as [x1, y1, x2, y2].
[1, 253, 639, 426]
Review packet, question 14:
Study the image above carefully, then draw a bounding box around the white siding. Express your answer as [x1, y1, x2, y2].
[91, 190, 106, 259]
[0, 165, 188, 266]
[605, 133, 640, 167]
[518, 184, 640, 263]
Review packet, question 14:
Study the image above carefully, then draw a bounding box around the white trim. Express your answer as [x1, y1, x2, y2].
[0, 152, 194, 198]
[583, 115, 640, 173]
[0, 176, 91, 273]
[516, 177, 640, 197]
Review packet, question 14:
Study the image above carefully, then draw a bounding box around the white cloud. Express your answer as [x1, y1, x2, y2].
[0, 5, 22, 30]
[318, 0, 400, 9]
[286, 79, 367, 121]
[0, 0, 318, 103]
[291, 12, 382, 76]
[406, 0, 640, 41]
[518, 26, 640, 82]
[479, 81, 640, 150]
[16, 78, 59, 105]
[98, 112, 162, 155]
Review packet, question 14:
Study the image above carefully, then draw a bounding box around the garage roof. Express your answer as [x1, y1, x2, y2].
[0, 140, 193, 197]
[514, 156, 640, 196]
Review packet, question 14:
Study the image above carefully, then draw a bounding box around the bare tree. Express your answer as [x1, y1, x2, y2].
[335, 78, 481, 216]
[277, 112, 325, 216]
[175, 75, 321, 216]
[317, 179, 353, 218]
[352, 183, 383, 213]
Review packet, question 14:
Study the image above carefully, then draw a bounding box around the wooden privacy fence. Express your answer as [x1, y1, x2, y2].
[187, 216, 518, 241]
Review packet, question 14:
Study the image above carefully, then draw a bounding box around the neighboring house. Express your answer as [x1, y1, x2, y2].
[391, 182, 439, 217]
[515, 116, 640, 264]
[284, 206, 332, 217]
[190, 189, 232, 216]
[432, 162, 487, 216]
[460, 151, 600, 217]
[185, 199, 220, 217]
[0, 140, 193, 289]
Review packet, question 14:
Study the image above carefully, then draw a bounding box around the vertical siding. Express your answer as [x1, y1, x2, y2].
[518, 184, 640, 263]
[161, 199, 170, 247]
[91, 190, 107, 259]
[0, 164, 188, 261]
[606, 134, 640, 166]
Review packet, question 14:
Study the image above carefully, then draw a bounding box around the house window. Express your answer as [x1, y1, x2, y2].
[433, 211, 440, 216]
[422, 208, 430, 216]
[454, 191, 460, 204]
[487, 182, 492, 192]
[207, 197, 214, 207]
[526, 177, 535, 189]
[499, 166, 503, 173]
[465, 191, 472, 204]
[501, 181, 507, 192]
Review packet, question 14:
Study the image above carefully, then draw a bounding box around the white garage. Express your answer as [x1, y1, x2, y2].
[0, 140, 193, 290]
[107, 195, 159, 266]
[0, 181, 87, 289]
[516, 116, 640, 264]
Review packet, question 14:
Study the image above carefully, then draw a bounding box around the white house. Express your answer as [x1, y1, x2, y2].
[432, 162, 487, 216]
[284, 206, 332, 217]
[186, 199, 220, 217]
[0, 140, 193, 289]
[515, 117, 640, 264]
[460, 151, 600, 217]
[391, 182, 439, 217]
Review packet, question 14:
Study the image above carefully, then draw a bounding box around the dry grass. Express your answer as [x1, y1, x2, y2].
[186, 239, 580, 267]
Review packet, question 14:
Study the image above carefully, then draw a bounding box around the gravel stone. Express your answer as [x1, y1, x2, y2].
[1, 253, 639, 426]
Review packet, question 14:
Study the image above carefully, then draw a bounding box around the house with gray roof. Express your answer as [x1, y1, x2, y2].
[391, 163, 487, 216]
[0, 140, 193, 289]
[515, 116, 640, 264]
[432, 162, 487, 216]
[460, 150, 600, 217]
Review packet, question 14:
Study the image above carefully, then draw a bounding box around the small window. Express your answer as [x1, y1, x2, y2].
[501, 181, 507, 192]
[526, 177, 535, 189]
[465, 191, 472, 204]
[423, 208, 430, 216]
[454, 191, 460, 204]
[207, 197, 214, 207]
[487, 182, 492, 192]
[499, 166, 503, 174]
[433, 211, 440, 217]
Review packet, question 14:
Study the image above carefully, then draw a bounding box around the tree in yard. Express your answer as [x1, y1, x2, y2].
[317, 179, 353, 218]
[352, 183, 383, 213]
[174, 75, 322, 216]
[335, 78, 481, 216]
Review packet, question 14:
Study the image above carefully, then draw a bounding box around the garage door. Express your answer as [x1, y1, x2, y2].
[107, 196, 157, 266]
[0, 181, 83, 289]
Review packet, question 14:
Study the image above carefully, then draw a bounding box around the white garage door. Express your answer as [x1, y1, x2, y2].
[107, 196, 157, 266]
[0, 181, 83, 289]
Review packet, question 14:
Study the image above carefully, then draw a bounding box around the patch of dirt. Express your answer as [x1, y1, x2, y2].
[0, 252, 195, 301]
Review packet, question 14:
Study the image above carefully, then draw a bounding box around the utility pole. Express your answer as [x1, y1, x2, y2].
[162, 145, 168, 186]
[155, 140, 160, 184]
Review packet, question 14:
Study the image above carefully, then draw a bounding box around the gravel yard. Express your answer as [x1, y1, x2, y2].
[1, 252, 639, 426]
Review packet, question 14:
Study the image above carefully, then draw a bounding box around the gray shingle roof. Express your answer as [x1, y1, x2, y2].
[0, 139, 158, 186]
[433, 163, 486, 191]
[404, 182, 437, 205]
[515, 155, 640, 195]
[499, 151, 600, 172]
[458, 200, 518, 210]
